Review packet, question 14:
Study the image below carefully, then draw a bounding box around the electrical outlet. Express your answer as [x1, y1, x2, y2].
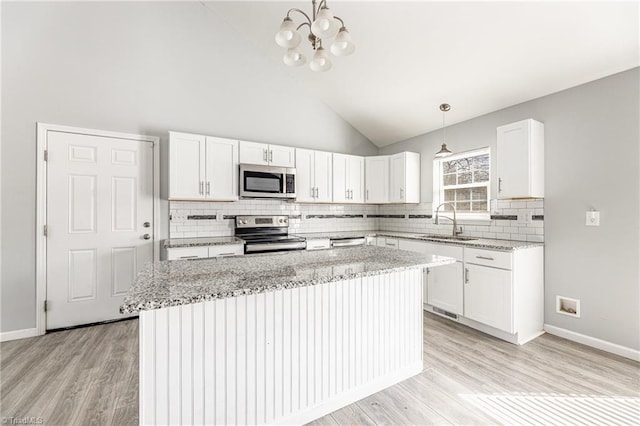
[517, 209, 533, 225]
[172, 211, 188, 222]
[586, 210, 600, 226]
[216, 211, 223, 222]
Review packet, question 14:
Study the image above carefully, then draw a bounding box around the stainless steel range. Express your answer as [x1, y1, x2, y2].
[235, 215, 306, 254]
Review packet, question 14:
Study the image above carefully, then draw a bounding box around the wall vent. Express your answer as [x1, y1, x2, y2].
[433, 306, 458, 320]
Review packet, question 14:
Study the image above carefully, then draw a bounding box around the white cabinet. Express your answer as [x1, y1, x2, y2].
[333, 153, 364, 203]
[389, 152, 420, 203]
[306, 238, 331, 250]
[398, 240, 464, 315]
[497, 119, 544, 199]
[295, 149, 332, 202]
[169, 132, 238, 201]
[239, 141, 295, 168]
[365, 156, 389, 203]
[464, 263, 512, 332]
[166, 244, 244, 260]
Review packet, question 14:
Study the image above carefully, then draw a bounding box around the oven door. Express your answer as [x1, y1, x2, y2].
[240, 164, 295, 198]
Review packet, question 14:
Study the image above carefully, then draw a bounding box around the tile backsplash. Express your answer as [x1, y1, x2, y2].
[169, 198, 544, 243]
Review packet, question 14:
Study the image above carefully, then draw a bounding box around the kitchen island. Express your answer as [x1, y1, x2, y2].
[121, 246, 455, 425]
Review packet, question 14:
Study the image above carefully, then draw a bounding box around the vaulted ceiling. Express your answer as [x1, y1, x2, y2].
[208, 1, 639, 147]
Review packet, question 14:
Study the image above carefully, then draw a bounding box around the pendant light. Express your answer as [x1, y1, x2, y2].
[435, 103, 453, 158]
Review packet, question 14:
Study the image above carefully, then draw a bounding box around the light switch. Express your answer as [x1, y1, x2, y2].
[586, 210, 600, 226]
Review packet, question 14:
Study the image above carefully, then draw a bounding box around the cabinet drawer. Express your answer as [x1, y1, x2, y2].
[464, 247, 512, 270]
[167, 246, 209, 260]
[208, 244, 244, 258]
[306, 238, 331, 250]
[423, 242, 464, 261]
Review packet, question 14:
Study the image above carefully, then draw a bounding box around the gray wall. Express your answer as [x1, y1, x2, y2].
[380, 68, 640, 351]
[0, 2, 377, 333]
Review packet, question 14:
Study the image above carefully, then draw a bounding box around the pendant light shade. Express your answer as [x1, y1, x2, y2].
[330, 27, 355, 56]
[311, 7, 339, 39]
[275, 17, 301, 48]
[435, 103, 453, 158]
[283, 48, 306, 67]
[310, 46, 332, 72]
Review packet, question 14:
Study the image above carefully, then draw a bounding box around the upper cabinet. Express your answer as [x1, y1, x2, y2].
[239, 141, 295, 168]
[365, 156, 389, 203]
[497, 119, 544, 199]
[295, 148, 333, 203]
[389, 152, 420, 203]
[169, 132, 238, 201]
[333, 153, 365, 203]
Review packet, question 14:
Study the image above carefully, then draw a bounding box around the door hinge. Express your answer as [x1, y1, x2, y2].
[44, 300, 48, 312]
[44, 150, 48, 161]
[43, 225, 48, 237]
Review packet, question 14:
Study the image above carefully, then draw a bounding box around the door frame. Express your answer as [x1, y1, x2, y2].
[36, 123, 160, 335]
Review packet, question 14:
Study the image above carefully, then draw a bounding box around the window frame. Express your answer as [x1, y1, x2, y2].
[433, 147, 491, 222]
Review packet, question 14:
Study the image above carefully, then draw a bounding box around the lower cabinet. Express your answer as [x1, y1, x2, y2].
[463, 263, 512, 332]
[427, 262, 464, 315]
[166, 244, 244, 260]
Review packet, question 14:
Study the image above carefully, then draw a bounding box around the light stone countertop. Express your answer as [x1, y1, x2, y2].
[293, 230, 543, 251]
[163, 236, 244, 248]
[120, 245, 455, 314]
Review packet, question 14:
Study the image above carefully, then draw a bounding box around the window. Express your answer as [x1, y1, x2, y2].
[433, 148, 490, 218]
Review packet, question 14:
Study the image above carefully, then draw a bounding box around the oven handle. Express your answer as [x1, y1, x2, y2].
[245, 241, 307, 252]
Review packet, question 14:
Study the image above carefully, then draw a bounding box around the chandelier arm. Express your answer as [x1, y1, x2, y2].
[296, 22, 311, 32]
[333, 16, 345, 27]
[315, 0, 328, 15]
[286, 8, 312, 25]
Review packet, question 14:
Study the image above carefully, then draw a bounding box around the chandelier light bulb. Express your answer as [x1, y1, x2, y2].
[275, 17, 301, 48]
[311, 7, 339, 39]
[310, 46, 332, 72]
[283, 48, 306, 67]
[330, 27, 355, 56]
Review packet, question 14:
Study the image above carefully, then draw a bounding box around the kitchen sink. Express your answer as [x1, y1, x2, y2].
[423, 235, 479, 241]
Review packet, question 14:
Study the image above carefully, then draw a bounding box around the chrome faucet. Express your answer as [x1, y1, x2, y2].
[434, 202, 463, 237]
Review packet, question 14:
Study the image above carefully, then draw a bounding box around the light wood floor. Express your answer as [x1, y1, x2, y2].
[1, 313, 638, 425]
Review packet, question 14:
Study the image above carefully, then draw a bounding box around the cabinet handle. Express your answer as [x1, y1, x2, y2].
[179, 255, 199, 259]
[199, 181, 204, 194]
[311, 187, 315, 198]
[218, 252, 235, 256]
[206, 181, 211, 195]
[366, 189, 369, 201]
[350, 189, 353, 200]
[314, 187, 319, 198]
[269, 150, 273, 162]
[386, 242, 396, 246]
[263, 149, 268, 162]
[465, 268, 470, 283]
[476, 255, 494, 261]
[498, 177, 503, 193]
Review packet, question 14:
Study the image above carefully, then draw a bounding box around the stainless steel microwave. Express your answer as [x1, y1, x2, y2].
[239, 164, 296, 199]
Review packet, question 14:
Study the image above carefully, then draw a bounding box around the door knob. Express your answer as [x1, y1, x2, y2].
[143, 222, 151, 228]
[143, 234, 151, 240]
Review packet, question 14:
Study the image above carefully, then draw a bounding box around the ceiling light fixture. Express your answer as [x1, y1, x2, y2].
[275, 0, 355, 72]
[435, 103, 453, 158]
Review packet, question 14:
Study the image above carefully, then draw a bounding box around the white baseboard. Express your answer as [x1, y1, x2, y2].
[544, 324, 640, 362]
[0, 327, 39, 343]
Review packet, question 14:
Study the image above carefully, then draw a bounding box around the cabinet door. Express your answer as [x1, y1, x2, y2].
[332, 153, 348, 203]
[365, 156, 389, 203]
[295, 148, 315, 202]
[239, 140, 269, 165]
[427, 261, 463, 315]
[464, 264, 513, 332]
[208, 244, 244, 258]
[398, 239, 427, 253]
[166, 246, 209, 260]
[205, 137, 238, 201]
[497, 119, 544, 199]
[314, 150, 333, 202]
[348, 155, 365, 203]
[389, 153, 405, 202]
[268, 144, 295, 167]
[169, 132, 206, 200]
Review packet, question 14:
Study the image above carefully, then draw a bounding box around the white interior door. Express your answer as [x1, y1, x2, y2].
[46, 131, 154, 329]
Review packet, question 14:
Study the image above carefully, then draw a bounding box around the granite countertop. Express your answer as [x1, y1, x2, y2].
[164, 236, 244, 249]
[120, 245, 455, 313]
[295, 230, 542, 251]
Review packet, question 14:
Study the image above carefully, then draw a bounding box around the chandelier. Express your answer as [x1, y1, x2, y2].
[275, 0, 355, 72]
